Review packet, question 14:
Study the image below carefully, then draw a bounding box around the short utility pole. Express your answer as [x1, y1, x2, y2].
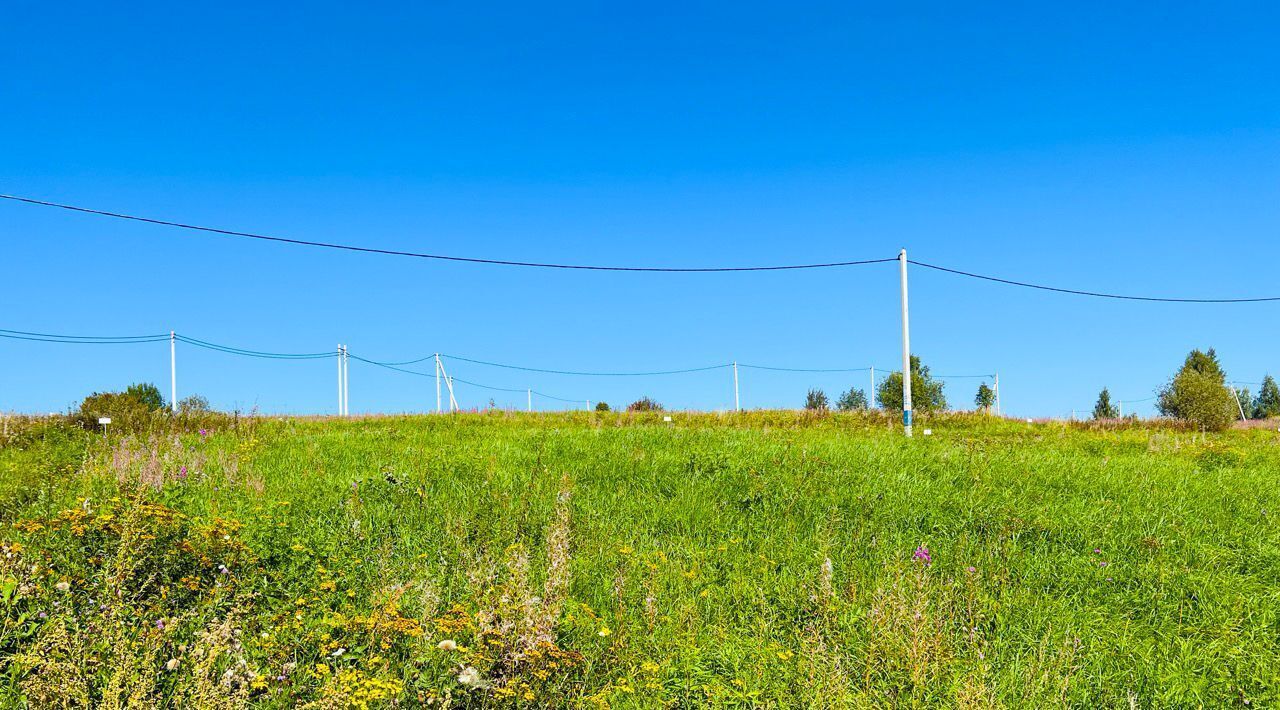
[898, 249, 913, 437]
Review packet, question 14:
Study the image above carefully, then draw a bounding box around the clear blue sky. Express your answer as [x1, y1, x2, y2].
[2, 2, 1278, 417]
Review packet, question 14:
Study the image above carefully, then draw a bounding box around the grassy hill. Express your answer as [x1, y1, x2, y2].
[0, 411, 1277, 706]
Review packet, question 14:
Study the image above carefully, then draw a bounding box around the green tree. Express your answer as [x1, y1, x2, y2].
[876, 355, 946, 413]
[1092, 387, 1119, 419]
[125, 382, 165, 411]
[1156, 349, 1236, 431]
[1254, 375, 1280, 419]
[974, 383, 995, 412]
[594, 401, 610, 412]
[836, 387, 868, 411]
[805, 388, 829, 411]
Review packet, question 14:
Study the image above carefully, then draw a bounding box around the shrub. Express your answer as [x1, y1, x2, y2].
[125, 382, 166, 411]
[1156, 349, 1236, 431]
[594, 402, 610, 412]
[974, 383, 995, 412]
[177, 394, 211, 414]
[72, 389, 166, 433]
[1092, 388, 1119, 419]
[876, 356, 946, 413]
[1254, 375, 1280, 419]
[836, 388, 868, 411]
[626, 397, 662, 412]
[804, 389, 829, 411]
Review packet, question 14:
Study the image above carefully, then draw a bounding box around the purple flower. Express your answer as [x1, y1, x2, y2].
[913, 546, 932, 565]
[178, 466, 188, 479]
[155, 619, 165, 630]
[199, 429, 208, 437]
[966, 566, 976, 573]
[38, 611, 47, 619]
[276, 675, 285, 682]
[217, 564, 229, 575]
[1093, 548, 1101, 554]
[1099, 561, 1108, 567]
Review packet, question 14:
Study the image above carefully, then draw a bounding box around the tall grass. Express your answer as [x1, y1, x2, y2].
[0, 411, 1277, 706]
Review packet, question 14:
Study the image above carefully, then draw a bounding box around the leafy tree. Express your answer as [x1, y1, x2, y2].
[1156, 349, 1236, 431]
[125, 382, 165, 411]
[1254, 375, 1280, 419]
[876, 355, 946, 413]
[626, 397, 662, 412]
[1092, 387, 1119, 419]
[594, 401, 611, 412]
[836, 387, 868, 411]
[974, 383, 995, 412]
[805, 388, 829, 411]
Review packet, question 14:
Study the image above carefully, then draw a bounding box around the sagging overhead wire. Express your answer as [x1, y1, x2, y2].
[175, 335, 335, 360]
[0, 328, 170, 345]
[908, 259, 1280, 304]
[441, 354, 731, 376]
[0, 194, 897, 273]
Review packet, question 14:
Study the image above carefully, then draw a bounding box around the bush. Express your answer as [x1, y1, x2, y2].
[836, 388, 868, 411]
[626, 397, 663, 412]
[125, 382, 166, 411]
[72, 390, 166, 433]
[1156, 349, 1237, 431]
[594, 401, 610, 412]
[876, 355, 946, 413]
[804, 389, 829, 411]
[177, 394, 211, 414]
[1092, 388, 1119, 419]
[974, 383, 995, 412]
[1254, 376, 1280, 419]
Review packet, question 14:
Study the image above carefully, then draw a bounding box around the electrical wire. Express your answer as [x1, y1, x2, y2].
[441, 354, 731, 376]
[175, 335, 335, 360]
[0, 331, 169, 345]
[909, 259, 1280, 303]
[738, 363, 871, 373]
[0, 327, 169, 341]
[0, 194, 897, 273]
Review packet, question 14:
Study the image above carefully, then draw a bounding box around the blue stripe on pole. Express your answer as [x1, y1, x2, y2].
[903, 410, 912, 427]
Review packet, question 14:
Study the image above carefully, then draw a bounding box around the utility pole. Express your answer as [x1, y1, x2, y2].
[993, 373, 1001, 416]
[527, 388, 532, 412]
[170, 331, 177, 413]
[869, 366, 875, 406]
[1228, 384, 1247, 421]
[435, 354, 442, 413]
[337, 344, 344, 416]
[733, 361, 740, 412]
[342, 345, 350, 416]
[898, 249, 913, 437]
[1118, 400, 1123, 418]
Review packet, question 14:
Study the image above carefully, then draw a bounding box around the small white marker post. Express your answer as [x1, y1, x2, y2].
[733, 361, 740, 412]
[527, 389, 532, 413]
[898, 249, 913, 437]
[169, 331, 177, 413]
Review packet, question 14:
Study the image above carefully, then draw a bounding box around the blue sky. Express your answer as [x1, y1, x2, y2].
[2, 2, 1278, 416]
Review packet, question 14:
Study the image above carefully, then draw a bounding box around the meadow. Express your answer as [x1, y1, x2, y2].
[0, 410, 1277, 707]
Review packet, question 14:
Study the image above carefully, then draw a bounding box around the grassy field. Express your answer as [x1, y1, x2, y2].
[0, 411, 1278, 707]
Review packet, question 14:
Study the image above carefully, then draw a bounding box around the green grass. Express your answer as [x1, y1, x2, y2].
[1, 411, 1278, 707]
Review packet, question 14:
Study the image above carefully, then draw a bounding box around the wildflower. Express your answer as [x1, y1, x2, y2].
[165, 658, 180, 671]
[156, 618, 166, 631]
[55, 581, 70, 592]
[1099, 561, 1108, 567]
[330, 647, 346, 658]
[437, 639, 458, 651]
[457, 666, 481, 686]
[598, 626, 612, 637]
[966, 566, 976, 573]
[178, 466, 188, 479]
[38, 611, 47, 619]
[218, 564, 230, 575]
[913, 545, 932, 565]
[1093, 548, 1101, 554]
[199, 429, 208, 437]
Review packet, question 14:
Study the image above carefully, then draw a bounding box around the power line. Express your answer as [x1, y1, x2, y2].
[0, 194, 896, 273]
[441, 354, 731, 376]
[0, 331, 169, 345]
[909, 259, 1280, 303]
[175, 335, 335, 360]
[738, 363, 874, 373]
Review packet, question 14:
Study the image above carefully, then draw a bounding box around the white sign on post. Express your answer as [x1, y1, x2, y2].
[98, 417, 112, 425]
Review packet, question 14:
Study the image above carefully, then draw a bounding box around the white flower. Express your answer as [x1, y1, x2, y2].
[55, 581, 70, 592]
[165, 658, 180, 671]
[330, 647, 345, 658]
[457, 666, 481, 686]
[437, 639, 458, 651]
